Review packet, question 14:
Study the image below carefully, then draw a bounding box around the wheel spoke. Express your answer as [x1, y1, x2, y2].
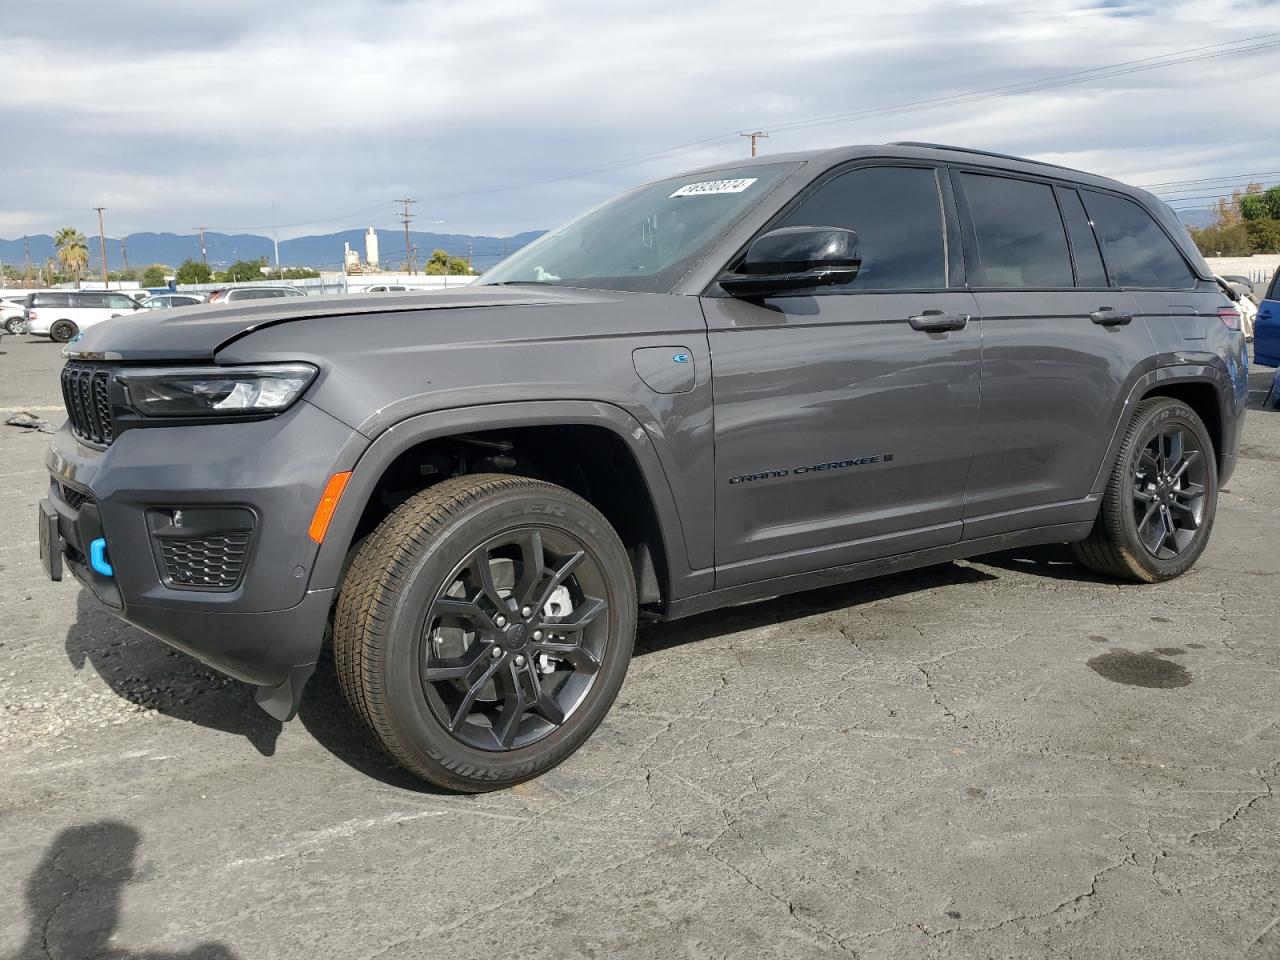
[1133, 487, 1154, 503]
[1170, 449, 1201, 482]
[533, 550, 586, 614]
[1164, 430, 1185, 471]
[1177, 482, 1205, 500]
[492, 665, 529, 748]
[531, 641, 600, 675]
[447, 656, 505, 732]
[467, 547, 508, 613]
[423, 646, 486, 682]
[540, 595, 606, 634]
[1168, 498, 1199, 527]
[1138, 450, 1160, 476]
[432, 596, 499, 632]
[1137, 501, 1160, 533]
[511, 530, 546, 609]
[532, 686, 566, 726]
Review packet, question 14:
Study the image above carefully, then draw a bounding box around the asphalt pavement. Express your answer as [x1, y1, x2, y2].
[1, 333, 1277, 960]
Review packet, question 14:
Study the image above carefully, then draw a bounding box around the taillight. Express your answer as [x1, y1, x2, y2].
[1217, 306, 1241, 330]
[27, 309, 37, 321]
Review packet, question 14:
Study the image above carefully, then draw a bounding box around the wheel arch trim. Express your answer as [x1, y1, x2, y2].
[308, 399, 704, 602]
[1089, 363, 1233, 495]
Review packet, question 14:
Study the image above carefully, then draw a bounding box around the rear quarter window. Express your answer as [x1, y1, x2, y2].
[1081, 190, 1196, 289]
[959, 173, 1074, 288]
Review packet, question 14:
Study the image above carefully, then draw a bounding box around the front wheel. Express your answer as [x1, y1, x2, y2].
[1073, 397, 1218, 582]
[49, 320, 78, 343]
[333, 474, 637, 791]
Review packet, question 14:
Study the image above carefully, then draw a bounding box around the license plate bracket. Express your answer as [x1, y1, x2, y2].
[38, 499, 63, 582]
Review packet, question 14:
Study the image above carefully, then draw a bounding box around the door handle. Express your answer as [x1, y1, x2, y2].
[908, 309, 968, 332]
[1090, 306, 1132, 326]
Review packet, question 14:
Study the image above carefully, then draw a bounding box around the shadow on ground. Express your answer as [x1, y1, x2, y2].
[65, 591, 283, 756]
[63, 550, 1105, 789]
[11, 820, 238, 960]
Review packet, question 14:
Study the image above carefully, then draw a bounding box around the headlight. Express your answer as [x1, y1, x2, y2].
[117, 363, 317, 417]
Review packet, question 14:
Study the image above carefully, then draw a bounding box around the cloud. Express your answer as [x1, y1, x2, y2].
[0, 0, 1276, 241]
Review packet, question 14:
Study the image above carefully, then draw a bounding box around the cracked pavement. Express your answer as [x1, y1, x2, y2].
[1, 338, 1278, 959]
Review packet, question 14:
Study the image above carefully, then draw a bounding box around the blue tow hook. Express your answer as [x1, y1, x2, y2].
[89, 538, 114, 577]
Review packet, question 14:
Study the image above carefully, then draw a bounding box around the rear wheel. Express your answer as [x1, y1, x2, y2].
[332, 473, 636, 791]
[1073, 398, 1217, 582]
[49, 320, 78, 343]
[3, 317, 23, 335]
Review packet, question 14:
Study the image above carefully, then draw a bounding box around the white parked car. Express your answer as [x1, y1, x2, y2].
[1, 298, 26, 335]
[206, 286, 307, 304]
[139, 292, 206, 310]
[22, 290, 144, 342]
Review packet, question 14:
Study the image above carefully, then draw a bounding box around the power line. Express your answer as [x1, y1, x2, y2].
[407, 32, 1280, 203]
[1141, 169, 1280, 190]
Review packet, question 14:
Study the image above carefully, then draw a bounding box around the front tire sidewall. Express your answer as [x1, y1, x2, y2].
[378, 490, 635, 790]
[1113, 402, 1217, 581]
[50, 321, 77, 343]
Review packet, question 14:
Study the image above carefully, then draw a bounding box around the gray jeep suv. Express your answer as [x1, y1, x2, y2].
[41, 143, 1247, 791]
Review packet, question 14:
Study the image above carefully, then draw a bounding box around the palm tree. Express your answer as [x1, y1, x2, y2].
[54, 227, 89, 287]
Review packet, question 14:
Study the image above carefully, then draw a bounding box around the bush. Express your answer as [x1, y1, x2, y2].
[175, 259, 212, 284]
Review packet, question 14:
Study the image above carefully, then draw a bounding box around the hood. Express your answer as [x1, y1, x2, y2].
[62, 285, 608, 362]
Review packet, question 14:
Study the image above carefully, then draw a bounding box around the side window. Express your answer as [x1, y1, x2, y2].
[1054, 187, 1108, 287]
[107, 294, 135, 309]
[1266, 268, 1279, 302]
[1080, 191, 1195, 289]
[960, 173, 1073, 288]
[77, 292, 108, 308]
[775, 165, 946, 290]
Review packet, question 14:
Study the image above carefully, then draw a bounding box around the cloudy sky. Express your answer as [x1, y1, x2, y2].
[1, 0, 1277, 242]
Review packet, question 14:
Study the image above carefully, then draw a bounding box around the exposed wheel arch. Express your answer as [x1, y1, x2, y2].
[311, 401, 699, 610]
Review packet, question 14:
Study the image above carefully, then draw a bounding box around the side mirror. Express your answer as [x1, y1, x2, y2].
[719, 225, 860, 297]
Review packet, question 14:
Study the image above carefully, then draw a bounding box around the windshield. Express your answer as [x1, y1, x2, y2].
[478, 162, 797, 294]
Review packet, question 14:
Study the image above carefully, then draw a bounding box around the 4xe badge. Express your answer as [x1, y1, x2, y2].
[729, 454, 895, 485]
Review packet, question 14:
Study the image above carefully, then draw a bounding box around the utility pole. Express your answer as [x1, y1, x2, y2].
[271, 201, 280, 271]
[193, 226, 208, 267]
[739, 130, 769, 157]
[394, 198, 415, 275]
[22, 237, 34, 286]
[120, 237, 129, 275]
[94, 206, 110, 287]
[467, 239, 473, 273]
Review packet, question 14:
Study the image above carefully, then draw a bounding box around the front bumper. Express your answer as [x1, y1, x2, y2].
[43, 399, 367, 713]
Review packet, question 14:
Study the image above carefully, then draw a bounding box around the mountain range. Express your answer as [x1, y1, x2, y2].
[0, 228, 546, 273]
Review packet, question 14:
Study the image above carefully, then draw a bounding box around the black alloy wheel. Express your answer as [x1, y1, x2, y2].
[421, 527, 611, 751]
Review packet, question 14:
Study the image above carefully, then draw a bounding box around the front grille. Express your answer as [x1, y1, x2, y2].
[60, 483, 94, 510]
[61, 363, 115, 446]
[159, 532, 251, 590]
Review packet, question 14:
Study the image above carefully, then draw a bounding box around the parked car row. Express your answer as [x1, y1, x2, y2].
[0, 286, 308, 341]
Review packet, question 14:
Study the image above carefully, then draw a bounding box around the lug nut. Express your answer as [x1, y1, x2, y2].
[495, 615, 507, 628]
[521, 606, 532, 617]
[532, 630, 543, 641]
[491, 647, 503, 659]
[515, 655, 526, 667]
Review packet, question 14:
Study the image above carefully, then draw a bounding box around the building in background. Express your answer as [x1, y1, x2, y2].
[365, 227, 379, 270]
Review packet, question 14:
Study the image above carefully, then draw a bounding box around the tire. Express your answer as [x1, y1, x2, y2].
[332, 473, 637, 792]
[1072, 398, 1218, 582]
[49, 320, 78, 343]
[3, 317, 23, 335]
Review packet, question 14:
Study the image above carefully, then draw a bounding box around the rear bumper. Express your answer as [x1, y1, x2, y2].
[43, 399, 368, 712]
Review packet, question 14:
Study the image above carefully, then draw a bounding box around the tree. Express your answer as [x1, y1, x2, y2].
[1188, 222, 1252, 257]
[271, 266, 320, 280]
[423, 248, 472, 275]
[140, 264, 169, 287]
[217, 258, 267, 283]
[53, 227, 89, 287]
[175, 259, 212, 284]
[1244, 218, 1280, 254]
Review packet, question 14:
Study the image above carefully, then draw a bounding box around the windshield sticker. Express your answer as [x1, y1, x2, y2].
[670, 177, 758, 198]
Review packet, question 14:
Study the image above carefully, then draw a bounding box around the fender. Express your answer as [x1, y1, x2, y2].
[308, 399, 714, 603]
[1089, 357, 1238, 495]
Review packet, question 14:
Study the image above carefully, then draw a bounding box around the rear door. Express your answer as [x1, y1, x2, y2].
[705, 162, 981, 587]
[952, 170, 1155, 537]
[1256, 268, 1280, 367]
[1080, 188, 1226, 359]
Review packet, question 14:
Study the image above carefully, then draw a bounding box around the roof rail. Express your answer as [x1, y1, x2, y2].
[888, 141, 1085, 175]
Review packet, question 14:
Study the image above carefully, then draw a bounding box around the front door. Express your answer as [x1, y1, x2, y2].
[704, 163, 981, 588]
